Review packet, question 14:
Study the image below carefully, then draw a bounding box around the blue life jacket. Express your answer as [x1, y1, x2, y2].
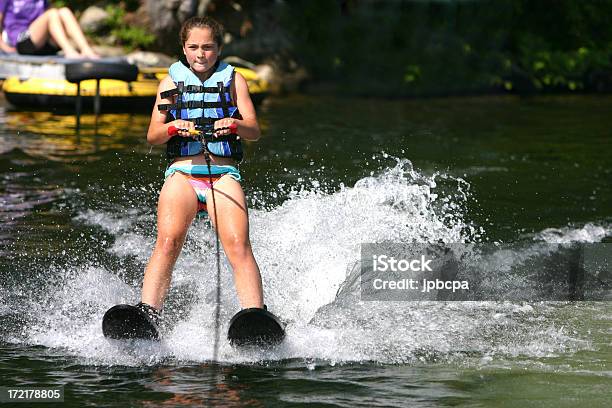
[158, 60, 243, 162]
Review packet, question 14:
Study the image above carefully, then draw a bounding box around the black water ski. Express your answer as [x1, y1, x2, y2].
[102, 304, 160, 340]
[227, 308, 285, 347]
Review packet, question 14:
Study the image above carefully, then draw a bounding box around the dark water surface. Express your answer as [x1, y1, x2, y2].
[0, 94, 610, 407]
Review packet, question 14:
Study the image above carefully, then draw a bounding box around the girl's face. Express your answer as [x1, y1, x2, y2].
[182, 27, 220, 77]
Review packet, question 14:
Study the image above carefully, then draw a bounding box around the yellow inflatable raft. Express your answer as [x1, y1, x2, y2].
[0, 54, 268, 111]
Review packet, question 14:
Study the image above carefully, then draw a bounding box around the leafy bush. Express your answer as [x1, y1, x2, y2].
[104, 3, 155, 51]
[282, 0, 612, 95]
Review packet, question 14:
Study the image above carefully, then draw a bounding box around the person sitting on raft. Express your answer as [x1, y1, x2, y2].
[0, 0, 98, 58]
[136, 16, 266, 323]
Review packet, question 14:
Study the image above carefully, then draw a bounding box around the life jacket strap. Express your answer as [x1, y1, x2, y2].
[217, 81, 231, 118]
[165, 136, 242, 161]
[160, 85, 222, 99]
[175, 81, 184, 119]
[158, 100, 228, 111]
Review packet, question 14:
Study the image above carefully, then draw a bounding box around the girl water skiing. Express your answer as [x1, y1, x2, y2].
[138, 16, 265, 323]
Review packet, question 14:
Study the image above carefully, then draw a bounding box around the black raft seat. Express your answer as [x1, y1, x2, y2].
[65, 61, 139, 115]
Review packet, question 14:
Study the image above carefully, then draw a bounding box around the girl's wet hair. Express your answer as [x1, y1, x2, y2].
[180, 16, 224, 47]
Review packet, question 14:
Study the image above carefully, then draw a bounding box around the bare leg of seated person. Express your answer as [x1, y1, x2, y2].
[57, 7, 98, 58]
[27, 8, 98, 58]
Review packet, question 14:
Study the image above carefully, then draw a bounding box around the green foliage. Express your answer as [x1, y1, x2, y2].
[281, 0, 612, 96]
[104, 4, 155, 51]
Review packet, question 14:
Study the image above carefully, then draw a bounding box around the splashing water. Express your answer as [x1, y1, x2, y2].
[2, 158, 609, 368]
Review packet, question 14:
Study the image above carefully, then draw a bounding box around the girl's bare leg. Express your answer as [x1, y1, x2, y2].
[141, 173, 198, 311]
[205, 176, 264, 309]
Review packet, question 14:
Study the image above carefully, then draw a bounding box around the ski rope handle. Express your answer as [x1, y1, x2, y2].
[167, 123, 239, 141]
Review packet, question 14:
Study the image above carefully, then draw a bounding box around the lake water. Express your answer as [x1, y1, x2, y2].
[0, 94, 610, 406]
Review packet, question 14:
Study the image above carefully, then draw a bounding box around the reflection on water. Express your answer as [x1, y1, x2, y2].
[145, 365, 252, 407]
[0, 171, 60, 223]
[2, 111, 151, 162]
[0, 109, 154, 254]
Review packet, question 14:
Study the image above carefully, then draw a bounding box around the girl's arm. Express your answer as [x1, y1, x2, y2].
[214, 71, 261, 141]
[146, 75, 197, 145]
